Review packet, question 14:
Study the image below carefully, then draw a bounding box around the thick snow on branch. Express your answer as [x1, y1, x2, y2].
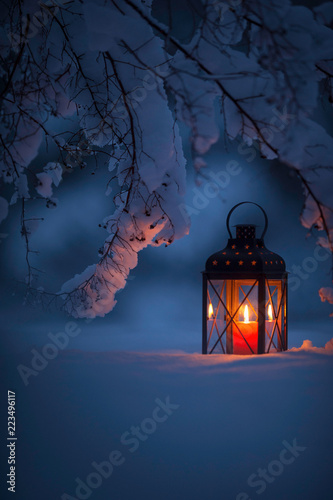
[58, 1, 189, 317]
[1, 0, 333, 317]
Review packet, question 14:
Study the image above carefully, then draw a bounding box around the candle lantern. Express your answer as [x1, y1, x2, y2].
[202, 202, 288, 355]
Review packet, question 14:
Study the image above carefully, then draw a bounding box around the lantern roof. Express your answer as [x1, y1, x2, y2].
[204, 203, 286, 276]
[205, 233, 286, 274]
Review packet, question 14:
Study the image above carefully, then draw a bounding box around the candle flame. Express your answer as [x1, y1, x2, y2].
[244, 304, 249, 323]
[208, 303, 214, 319]
[268, 304, 273, 321]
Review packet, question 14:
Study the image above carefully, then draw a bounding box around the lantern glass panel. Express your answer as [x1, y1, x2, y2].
[265, 279, 287, 352]
[229, 279, 259, 355]
[207, 279, 227, 354]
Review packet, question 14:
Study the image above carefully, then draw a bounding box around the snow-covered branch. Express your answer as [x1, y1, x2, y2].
[1, 0, 333, 317]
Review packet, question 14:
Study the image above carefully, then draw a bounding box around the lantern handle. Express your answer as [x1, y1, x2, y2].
[226, 202, 268, 239]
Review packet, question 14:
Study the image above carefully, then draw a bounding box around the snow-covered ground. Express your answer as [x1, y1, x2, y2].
[2, 322, 333, 500]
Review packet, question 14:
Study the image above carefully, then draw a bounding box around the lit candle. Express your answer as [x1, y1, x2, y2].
[207, 302, 215, 341]
[208, 303, 214, 320]
[234, 304, 258, 354]
[265, 303, 274, 339]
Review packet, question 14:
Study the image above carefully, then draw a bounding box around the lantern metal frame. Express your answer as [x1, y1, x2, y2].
[202, 202, 288, 355]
